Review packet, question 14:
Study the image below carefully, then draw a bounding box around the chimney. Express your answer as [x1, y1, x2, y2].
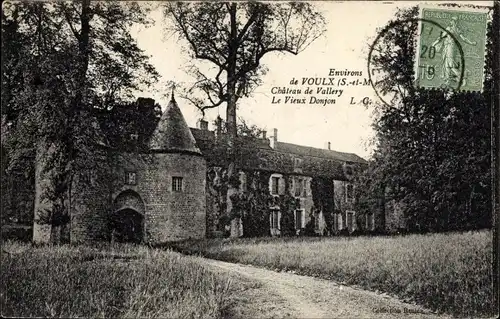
[325, 141, 331, 150]
[197, 118, 208, 131]
[262, 131, 267, 139]
[215, 116, 223, 138]
[270, 128, 278, 149]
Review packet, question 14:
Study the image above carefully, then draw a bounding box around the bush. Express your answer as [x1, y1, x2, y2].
[1, 225, 32, 242]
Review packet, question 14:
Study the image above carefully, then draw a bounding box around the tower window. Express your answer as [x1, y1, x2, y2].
[125, 172, 137, 185]
[172, 176, 183, 192]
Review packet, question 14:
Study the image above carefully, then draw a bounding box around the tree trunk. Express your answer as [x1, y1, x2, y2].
[33, 140, 55, 244]
[226, 3, 242, 238]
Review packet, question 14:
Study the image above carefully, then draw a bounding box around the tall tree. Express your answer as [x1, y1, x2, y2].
[2, 1, 159, 243]
[164, 2, 325, 236]
[364, 5, 494, 232]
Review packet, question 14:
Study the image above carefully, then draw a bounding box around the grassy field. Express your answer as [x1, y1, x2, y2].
[1, 242, 234, 318]
[170, 230, 495, 317]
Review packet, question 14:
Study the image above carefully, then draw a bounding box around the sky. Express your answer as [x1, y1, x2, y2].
[130, 1, 492, 159]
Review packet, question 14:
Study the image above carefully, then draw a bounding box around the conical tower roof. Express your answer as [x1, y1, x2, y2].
[149, 95, 201, 154]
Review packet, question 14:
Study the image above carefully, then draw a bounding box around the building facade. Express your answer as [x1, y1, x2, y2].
[2, 96, 396, 244]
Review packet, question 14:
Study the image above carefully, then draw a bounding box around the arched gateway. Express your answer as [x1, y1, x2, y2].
[111, 190, 145, 243]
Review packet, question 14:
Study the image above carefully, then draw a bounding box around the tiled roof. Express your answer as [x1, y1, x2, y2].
[149, 97, 201, 154]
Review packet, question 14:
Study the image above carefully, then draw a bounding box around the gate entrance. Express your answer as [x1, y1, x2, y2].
[110, 208, 143, 243]
[111, 190, 145, 243]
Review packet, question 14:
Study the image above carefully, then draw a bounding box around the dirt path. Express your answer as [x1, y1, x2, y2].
[204, 259, 451, 319]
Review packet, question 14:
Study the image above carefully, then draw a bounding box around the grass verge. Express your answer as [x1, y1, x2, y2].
[169, 230, 495, 317]
[1, 241, 233, 318]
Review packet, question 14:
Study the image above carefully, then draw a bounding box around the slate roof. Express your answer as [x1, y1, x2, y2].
[149, 97, 201, 155]
[275, 142, 366, 164]
[190, 128, 367, 180]
[96, 95, 366, 179]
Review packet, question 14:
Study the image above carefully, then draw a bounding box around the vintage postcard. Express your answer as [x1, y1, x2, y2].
[1, 1, 498, 318]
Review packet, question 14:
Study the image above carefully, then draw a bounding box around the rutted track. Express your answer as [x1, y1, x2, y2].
[204, 259, 450, 319]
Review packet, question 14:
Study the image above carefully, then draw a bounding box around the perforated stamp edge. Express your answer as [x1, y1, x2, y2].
[414, 3, 493, 94]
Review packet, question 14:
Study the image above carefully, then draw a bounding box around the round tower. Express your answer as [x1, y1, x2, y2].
[144, 94, 206, 243]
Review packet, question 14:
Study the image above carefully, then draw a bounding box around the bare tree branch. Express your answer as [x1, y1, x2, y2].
[164, 2, 325, 123]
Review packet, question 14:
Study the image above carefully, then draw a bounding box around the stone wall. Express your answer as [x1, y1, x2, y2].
[108, 152, 206, 244]
[70, 153, 113, 243]
[9, 149, 208, 244]
[145, 153, 206, 243]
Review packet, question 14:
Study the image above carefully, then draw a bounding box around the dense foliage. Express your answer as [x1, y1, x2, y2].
[357, 6, 496, 232]
[1, 1, 159, 242]
[96, 97, 162, 151]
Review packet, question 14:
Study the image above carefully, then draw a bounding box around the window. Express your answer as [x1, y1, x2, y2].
[81, 170, 93, 184]
[270, 210, 280, 229]
[295, 209, 304, 230]
[271, 176, 280, 195]
[314, 211, 321, 230]
[293, 177, 308, 197]
[346, 183, 355, 202]
[294, 177, 303, 197]
[295, 198, 301, 209]
[366, 213, 375, 231]
[345, 164, 353, 176]
[172, 176, 183, 192]
[125, 171, 137, 185]
[334, 213, 343, 231]
[294, 158, 303, 173]
[346, 211, 356, 231]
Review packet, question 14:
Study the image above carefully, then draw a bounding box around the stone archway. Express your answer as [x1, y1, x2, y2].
[111, 190, 145, 243]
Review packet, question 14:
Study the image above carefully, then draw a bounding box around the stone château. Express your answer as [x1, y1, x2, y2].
[1, 96, 406, 244]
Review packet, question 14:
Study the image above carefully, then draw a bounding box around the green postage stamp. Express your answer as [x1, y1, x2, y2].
[415, 5, 490, 92]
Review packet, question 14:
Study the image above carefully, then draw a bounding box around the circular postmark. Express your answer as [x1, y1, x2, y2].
[367, 18, 465, 108]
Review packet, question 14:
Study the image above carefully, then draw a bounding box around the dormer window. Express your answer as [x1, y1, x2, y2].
[345, 165, 353, 176]
[294, 157, 303, 173]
